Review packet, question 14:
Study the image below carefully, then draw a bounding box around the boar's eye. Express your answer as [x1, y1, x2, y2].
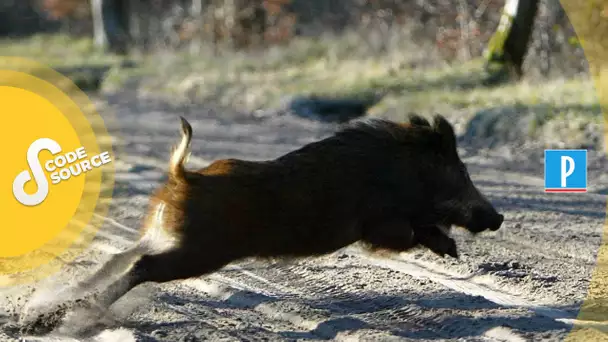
[443, 161, 471, 191]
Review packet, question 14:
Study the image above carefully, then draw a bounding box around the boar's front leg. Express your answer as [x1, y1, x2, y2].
[360, 218, 416, 253]
[361, 219, 457, 258]
[412, 225, 458, 258]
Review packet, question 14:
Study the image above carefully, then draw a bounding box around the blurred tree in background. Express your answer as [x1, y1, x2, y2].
[483, 0, 540, 83]
[0, 0, 597, 80]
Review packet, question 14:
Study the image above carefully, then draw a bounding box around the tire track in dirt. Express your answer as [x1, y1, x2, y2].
[358, 254, 576, 321]
[215, 260, 560, 340]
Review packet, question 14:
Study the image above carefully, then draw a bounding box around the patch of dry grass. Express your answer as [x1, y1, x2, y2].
[100, 31, 604, 148]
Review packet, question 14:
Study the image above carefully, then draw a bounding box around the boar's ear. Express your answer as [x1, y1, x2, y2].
[432, 114, 457, 154]
[407, 113, 431, 127]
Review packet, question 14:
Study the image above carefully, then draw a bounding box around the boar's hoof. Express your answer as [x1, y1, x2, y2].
[445, 241, 458, 258]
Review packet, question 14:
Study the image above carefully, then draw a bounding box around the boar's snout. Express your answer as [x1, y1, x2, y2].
[489, 213, 504, 231]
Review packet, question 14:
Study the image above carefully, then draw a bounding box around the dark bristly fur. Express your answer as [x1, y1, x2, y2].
[23, 114, 504, 336]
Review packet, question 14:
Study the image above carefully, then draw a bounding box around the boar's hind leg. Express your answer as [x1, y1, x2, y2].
[361, 219, 416, 252]
[93, 250, 230, 309]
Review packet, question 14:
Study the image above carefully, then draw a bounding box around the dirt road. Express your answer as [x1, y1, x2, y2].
[2, 93, 607, 341]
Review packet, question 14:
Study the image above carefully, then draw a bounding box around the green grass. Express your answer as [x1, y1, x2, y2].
[0, 33, 124, 67]
[108, 38, 600, 115]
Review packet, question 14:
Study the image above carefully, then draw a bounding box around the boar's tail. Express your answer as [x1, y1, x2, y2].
[168, 116, 193, 180]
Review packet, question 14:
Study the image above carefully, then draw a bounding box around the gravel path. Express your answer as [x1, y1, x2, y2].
[1, 93, 606, 341]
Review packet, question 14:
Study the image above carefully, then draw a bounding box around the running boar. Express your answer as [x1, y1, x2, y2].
[22, 113, 503, 335]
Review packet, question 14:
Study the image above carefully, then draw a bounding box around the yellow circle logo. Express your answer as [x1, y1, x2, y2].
[0, 57, 115, 285]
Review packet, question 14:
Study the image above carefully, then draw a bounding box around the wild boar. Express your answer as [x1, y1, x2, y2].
[21, 113, 503, 336]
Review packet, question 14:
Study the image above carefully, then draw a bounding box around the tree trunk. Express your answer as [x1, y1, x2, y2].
[90, 0, 130, 54]
[483, 0, 540, 84]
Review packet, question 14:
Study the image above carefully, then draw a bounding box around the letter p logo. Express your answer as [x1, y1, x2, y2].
[545, 150, 587, 193]
[561, 156, 575, 187]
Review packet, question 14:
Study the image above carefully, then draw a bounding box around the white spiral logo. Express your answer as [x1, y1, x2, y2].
[12, 138, 62, 206]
